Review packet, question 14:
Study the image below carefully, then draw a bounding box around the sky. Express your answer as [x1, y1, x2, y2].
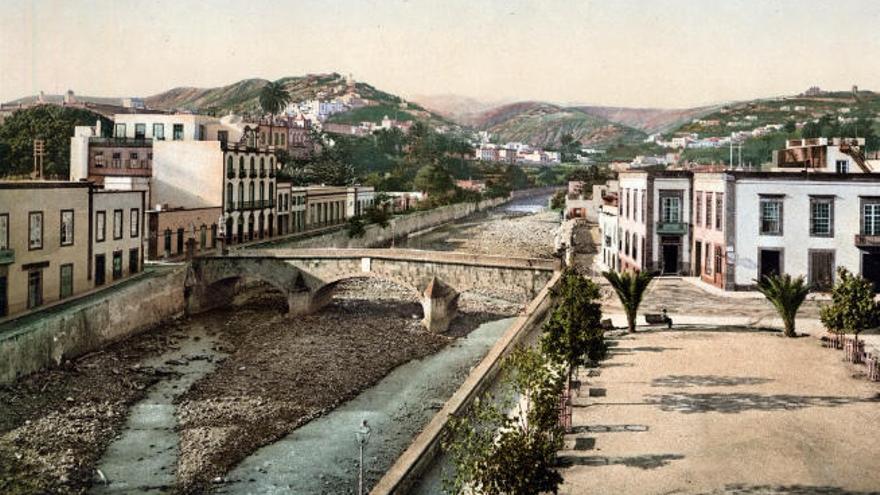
[1, 0, 879, 109]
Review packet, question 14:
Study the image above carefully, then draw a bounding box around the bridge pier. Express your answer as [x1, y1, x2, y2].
[421, 277, 459, 333]
[286, 287, 330, 316]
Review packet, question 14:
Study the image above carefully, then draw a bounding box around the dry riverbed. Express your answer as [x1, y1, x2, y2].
[0, 279, 519, 494]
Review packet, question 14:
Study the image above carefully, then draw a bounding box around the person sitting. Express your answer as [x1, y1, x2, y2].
[662, 308, 673, 329]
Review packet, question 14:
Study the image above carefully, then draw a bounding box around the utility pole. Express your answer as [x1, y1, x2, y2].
[33, 139, 45, 179]
[355, 419, 371, 495]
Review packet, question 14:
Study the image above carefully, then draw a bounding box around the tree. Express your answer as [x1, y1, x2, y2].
[414, 163, 454, 198]
[443, 347, 565, 495]
[819, 267, 879, 342]
[756, 274, 811, 338]
[0, 105, 111, 178]
[258, 80, 291, 148]
[602, 270, 654, 333]
[550, 189, 566, 210]
[541, 270, 604, 386]
[559, 133, 582, 163]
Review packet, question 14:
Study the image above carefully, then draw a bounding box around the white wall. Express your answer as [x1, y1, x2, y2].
[732, 177, 880, 287]
[151, 141, 223, 209]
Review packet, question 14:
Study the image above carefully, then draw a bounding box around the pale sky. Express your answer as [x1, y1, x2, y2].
[1, 0, 878, 108]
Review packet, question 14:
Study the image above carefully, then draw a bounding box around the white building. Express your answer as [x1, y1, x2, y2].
[597, 194, 620, 272]
[772, 138, 870, 173]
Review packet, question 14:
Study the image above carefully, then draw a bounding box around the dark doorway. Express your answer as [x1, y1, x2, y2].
[95, 254, 106, 286]
[661, 244, 679, 274]
[862, 253, 880, 291]
[808, 250, 834, 290]
[758, 249, 781, 280]
[694, 242, 703, 276]
[0, 275, 6, 317]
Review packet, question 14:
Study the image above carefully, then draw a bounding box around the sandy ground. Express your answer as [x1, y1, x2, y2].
[559, 329, 880, 495]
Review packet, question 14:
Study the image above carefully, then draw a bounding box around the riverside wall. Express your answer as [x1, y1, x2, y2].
[370, 270, 563, 494]
[0, 267, 186, 384]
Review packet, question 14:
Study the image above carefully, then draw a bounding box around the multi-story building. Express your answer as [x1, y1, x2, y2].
[0, 182, 144, 319]
[147, 207, 222, 259]
[618, 170, 692, 274]
[291, 187, 307, 233]
[772, 138, 871, 173]
[695, 171, 880, 291]
[346, 186, 375, 218]
[221, 138, 280, 244]
[306, 186, 348, 228]
[276, 181, 292, 235]
[70, 122, 152, 202]
[692, 173, 731, 288]
[597, 193, 620, 273]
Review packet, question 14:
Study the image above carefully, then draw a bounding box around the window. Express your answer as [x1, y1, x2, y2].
[810, 197, 833, 237]
[200, 225, 207, 250]
[862, 201, 880, 236]
[28, 211, 42, 250]
[836, 160, 849, 174]
[112, 152, 122, 168]
[0, 213, 8, 250]
[238, 183, 245, 206]
[695, 192, 702, 227]
[60, 210, 74, 246]
[114, 123, 126, 138]
[153, 123, 165, 140]
[227, 156, 234, 176]
[176, 228, 184, 254]
[640, 190, 646, 223]
[632, 232, 638, 261]
[715, 193, 723, 230]
[129, 248, 139, 274]
[249, 182, 255, 203]
[95, 254, 106, 286]
[705, 192, 713, 228]
[218, 130, 228, 144]
[113, 209, 123, 240]
[760, 197, 783, 235]
[96, 211, 106, 242]
[705, 243, 713, 276]
[163, 229, 172, 253]
[112, 251, 123, 280]
[27, 270, 42, 309]
[172, 124, 184, 140]
[198, 125, 206, 141]
[130, 209, 139, 238]
[714, 246, 723, 275]
[60, 264, 73, 299]
[226, 183, 234, 208]
[660, 195, 681, 223]
[239, 157, 246, 176]
[94, 151, 105, 168]
[134, 123, 146, 139]
[130, 152, 138, 160]
[624, 231, 630, 256]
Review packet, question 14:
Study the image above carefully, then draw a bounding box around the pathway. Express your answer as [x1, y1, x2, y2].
[559, 329, 880, 494]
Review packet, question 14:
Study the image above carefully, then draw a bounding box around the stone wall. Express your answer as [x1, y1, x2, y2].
[0, 266, 186, 384]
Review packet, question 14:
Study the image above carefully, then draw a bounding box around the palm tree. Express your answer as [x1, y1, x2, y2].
[258, 80, 291, 149]
[602, 270, 654, 333]
[756, 274, 810, 338]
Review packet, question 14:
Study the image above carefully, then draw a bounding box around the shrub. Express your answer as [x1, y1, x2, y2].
[820, 267, 879, 340]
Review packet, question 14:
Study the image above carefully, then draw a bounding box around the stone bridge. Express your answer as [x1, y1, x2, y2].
[184, 248, 560, 332]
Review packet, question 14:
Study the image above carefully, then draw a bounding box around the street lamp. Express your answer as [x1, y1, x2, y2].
[218, 215, 228, 255]
[355, 419, 372, 495]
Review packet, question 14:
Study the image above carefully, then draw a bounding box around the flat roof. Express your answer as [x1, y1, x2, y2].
[699, 171, 880, 182]
[0, 180, 91, 189]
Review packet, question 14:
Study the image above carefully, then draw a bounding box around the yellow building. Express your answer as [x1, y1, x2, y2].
[0, 182, 144, 319]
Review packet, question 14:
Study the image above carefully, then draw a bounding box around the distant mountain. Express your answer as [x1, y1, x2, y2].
[143, 73, 453, 126]
[468, 101, 646, 149]
[575, 105, 719, 135]
[409, 94, 506, 125]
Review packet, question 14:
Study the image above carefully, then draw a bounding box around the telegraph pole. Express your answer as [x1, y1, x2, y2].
[33, 139, 45, 179]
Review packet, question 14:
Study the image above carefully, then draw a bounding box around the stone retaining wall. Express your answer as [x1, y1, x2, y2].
[0, 267, 186, 384]
[370, 270, 563, 494]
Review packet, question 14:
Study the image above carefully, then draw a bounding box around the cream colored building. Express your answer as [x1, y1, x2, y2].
[306, 186, 348, 228]
[0, 182, 144, 319]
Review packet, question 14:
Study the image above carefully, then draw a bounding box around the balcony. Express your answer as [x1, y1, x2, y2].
[656, 221, 688, 235]
[259, 169, 267, 178]
[854, 234, 880, 248]
[0, 248, 13, 265]
[225, 202, 236, 212]
[249, 169, 257, 178]
[227, 169, 235, 179]
[89, 137, 152, 148]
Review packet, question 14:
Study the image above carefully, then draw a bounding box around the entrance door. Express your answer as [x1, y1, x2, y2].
[0, 275, 7, 317]
[694, 242, 703, 277]
[662, 244, 679, 274]
[863, 253, 880, 291]
[759, 249, 781, 280]
[95, 254, 106, 286]
[809, 250, 834, 290]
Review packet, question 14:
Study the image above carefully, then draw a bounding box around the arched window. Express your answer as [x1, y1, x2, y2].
[226, 183, 233, 208]
[270, 156, 275, 169]
[624, 231, 630, 256]
[226, 156, 234, 176]
[249, 182, 255, 203]
[269, 184, 274, 206]
[260, 157, 265, 175]
[238, 156, 245, 176]
[250, 157, 256, 176]
[259, 182, 265, 204]
[238, 182, 244, 206]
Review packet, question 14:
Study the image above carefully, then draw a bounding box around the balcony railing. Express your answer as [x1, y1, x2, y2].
[0, 248, 13, 265]
[89, 137, 152, 148]
[656, 221, 688, 235]
[249, 169, 257, 178]
[259, 169, 267, 178]
[225, 202, 235, 212]
[227, 169, 235, 179]
[854, 234, 880, 248]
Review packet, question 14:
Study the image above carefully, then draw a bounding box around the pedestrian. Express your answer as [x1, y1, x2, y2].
[662, 308, 673, 329]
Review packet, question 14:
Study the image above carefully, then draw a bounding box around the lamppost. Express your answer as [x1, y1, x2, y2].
[355, 419, 372, 495]
[218, 215, 228, 255]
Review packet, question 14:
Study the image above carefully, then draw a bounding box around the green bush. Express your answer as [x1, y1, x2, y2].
[820, 267, 879, 339]
[541, 269, 605, 376]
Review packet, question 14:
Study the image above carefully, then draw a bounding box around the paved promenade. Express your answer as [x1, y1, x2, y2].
[560, 329, 880, 494]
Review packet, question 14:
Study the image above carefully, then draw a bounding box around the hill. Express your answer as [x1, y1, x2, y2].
[575, 105, 719, 134]
[468, 101, 646, 149]
[143, 73, 453, 127]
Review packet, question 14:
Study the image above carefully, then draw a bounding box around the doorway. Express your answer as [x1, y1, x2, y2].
[808, 250, 834, 291]
[758, 249, 781, 281]
[662, 244, 680, 275]
[694, 242, 703, 277]
[862, 252, 880, 291]
[95, 254, 106, 286]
